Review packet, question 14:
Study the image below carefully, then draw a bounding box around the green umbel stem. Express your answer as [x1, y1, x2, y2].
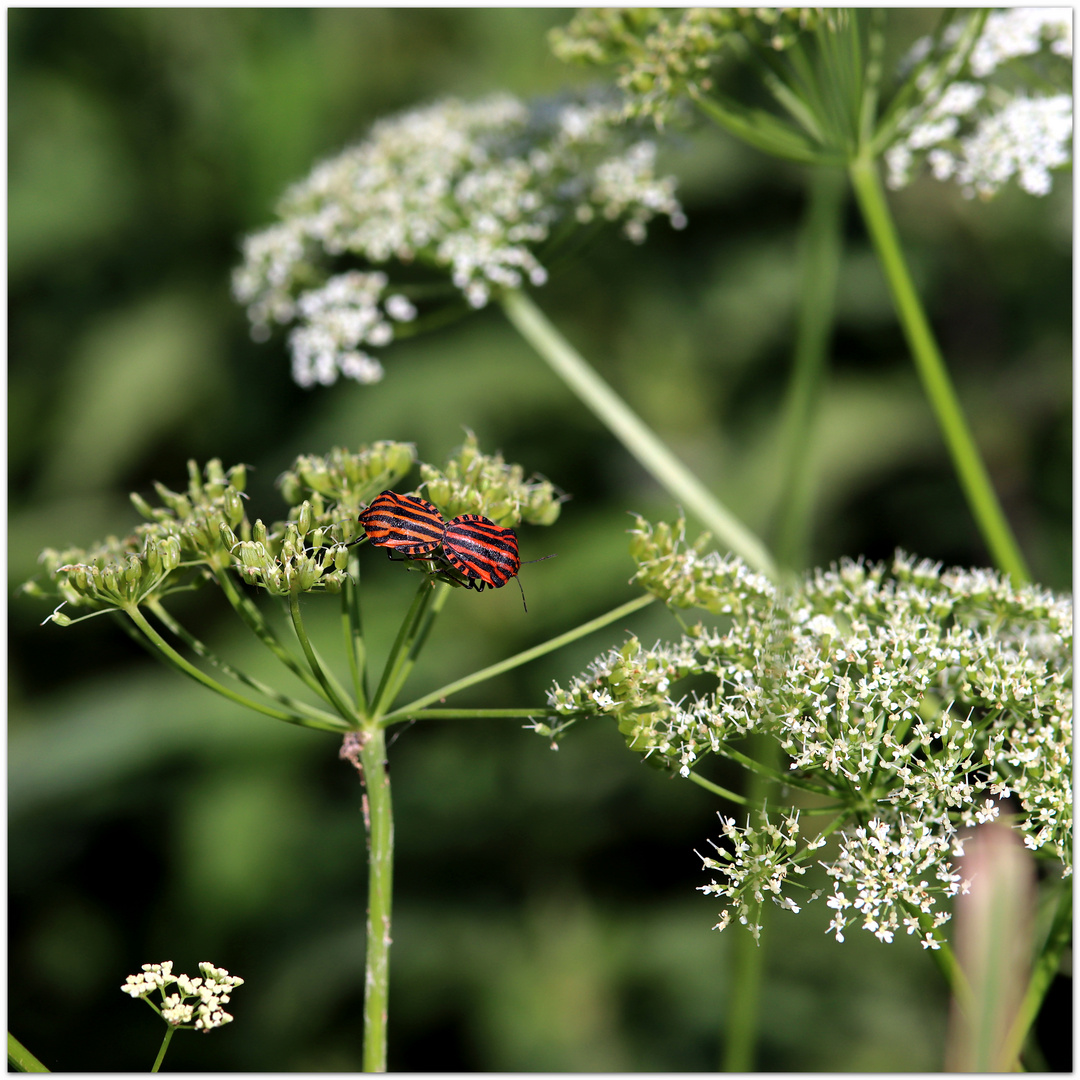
[847, 155, 1031, 584]
[151, 1026, 175, 1073]
[772, 167, 845, 570]
[500, 289, 778, 579]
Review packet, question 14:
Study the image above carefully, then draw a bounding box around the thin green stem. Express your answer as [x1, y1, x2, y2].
[397, 707, 554, 720]
[1001, 875, 1072, 1068]
[288, 590, 358, 722]
[847, 155, 1030, 583]
[722, 734, 778, 1072]
[370, 580, 437, 719]
[716, 740, 834, 797]
[145, 600, 344, 729]
[150, 1026, 175, 1073]
[124, 606, 350, 732]
[7, 1034, 49, 1073]
[686, 769, 751, 806]
[212, 565, 329, 698]
[772, 166, 846, 570]
[344, 554, 369, 711]
[500, 289, 778, 579]
[360, 726, 394, 1072]
[383, 593, 656, 723]
[377, 581, 453, 712]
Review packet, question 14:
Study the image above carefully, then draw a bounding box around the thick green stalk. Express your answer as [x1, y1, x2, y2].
[7, 1034, 48, 1073]
[847, 155, 1031, 583]
[772, 166, 845, 569]
[500, 289, 778, 579]
[383, 592, 656, 722]
[360, 725, 394, 1072]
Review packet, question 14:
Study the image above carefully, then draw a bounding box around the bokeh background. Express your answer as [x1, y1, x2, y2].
[9, 8, 1071, 1072]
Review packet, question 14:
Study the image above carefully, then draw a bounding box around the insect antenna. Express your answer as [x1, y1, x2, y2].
[515, 553, 556, 613]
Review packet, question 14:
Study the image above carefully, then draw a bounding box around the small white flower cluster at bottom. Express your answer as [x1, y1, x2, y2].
[121, 960, 244, 1032]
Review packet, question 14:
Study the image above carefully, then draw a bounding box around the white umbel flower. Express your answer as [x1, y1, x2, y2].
[887, 9, 1072, 198]
[234, 94, 686, 388]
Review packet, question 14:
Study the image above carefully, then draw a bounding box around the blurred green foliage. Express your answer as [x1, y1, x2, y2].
[9, 9, 1070, 1072]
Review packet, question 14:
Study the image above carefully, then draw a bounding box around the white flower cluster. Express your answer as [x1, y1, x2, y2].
[233, 94, 685, 387]
[121, 961, 244, 1032]
[887, 9, 1073, 198]
[825, 817, 963, 947]
[698, 809, 811, 941]
[543, 525, 1072, 942]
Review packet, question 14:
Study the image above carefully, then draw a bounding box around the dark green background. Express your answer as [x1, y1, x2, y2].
[9, 9, 1071, 1071]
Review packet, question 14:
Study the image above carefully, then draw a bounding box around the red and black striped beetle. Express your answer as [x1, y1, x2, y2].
[357, 490, 447, 557]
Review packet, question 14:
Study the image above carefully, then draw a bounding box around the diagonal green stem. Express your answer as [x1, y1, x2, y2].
[772, 166, 846, 569]
[500, 289, 778, 578]
[847, 155, 1031, 583]
[370, 579, 439, 719]
[715, 740, 834, 797]
[212, 565, 330, 698]
[146, 599, 344, 729]
[382, 592, 656, 723]
[124, 605, 350, 732]
[377, 581, 453, 713]
[7, 1034, 49, 1073]
[288, 590, 358, 721]
[686, 769, 751, 807]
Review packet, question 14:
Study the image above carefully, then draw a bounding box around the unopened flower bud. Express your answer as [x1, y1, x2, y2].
[296, 502, 313, 536]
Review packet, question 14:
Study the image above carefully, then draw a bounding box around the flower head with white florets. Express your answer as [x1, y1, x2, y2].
[233, 93, 686, 388]
[536, 516, 1072, 943]
[886, 8, 1072, 198]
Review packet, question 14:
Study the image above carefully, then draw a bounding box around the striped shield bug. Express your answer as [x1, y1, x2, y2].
[357, 490, 447, 557]
[440, 514, 554, 611]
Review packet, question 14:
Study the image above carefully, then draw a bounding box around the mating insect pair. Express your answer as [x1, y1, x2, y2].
[357, 490, 552, 611]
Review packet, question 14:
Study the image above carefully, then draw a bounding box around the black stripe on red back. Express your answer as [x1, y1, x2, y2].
[358, 491, 447, 556]
[441, 514, 520, 588]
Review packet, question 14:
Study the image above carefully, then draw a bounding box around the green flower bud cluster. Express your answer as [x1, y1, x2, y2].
[629, 515, 776, 615]
[227, 516, 349, 596]
[551, 9, 824, 125]
[278, 442, 416, 539]
[27, 533, 184, 620]
[541, 634, 703, 768]
[131, 458, 249, 568]
[419, 431, 563, 528]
